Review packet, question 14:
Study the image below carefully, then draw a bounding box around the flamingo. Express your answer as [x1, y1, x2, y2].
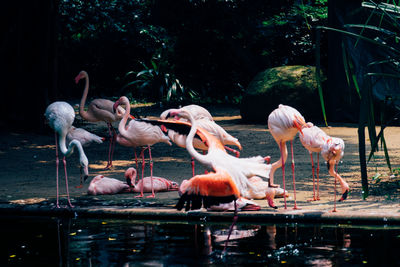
[160, 104, 242, 176]
[75, 70, 127, 169]
[321, 136, 349, 212]
[45, 101, 89, 208]
[87, 175, 130, 195]
[268, 104, 308, 209]
[299, 125, 349, 209]
[113, 96, 172, 198]
[66, 126, 104, 188]
[124, 167, 179, 192]
[299, 123, 328, 201]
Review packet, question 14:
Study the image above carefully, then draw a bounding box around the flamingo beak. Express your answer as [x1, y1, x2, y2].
[113, 100, 120, 113]
[74, 74, 81, 84]
[81, 166, 89, 182]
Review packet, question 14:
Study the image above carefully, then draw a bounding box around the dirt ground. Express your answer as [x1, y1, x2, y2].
[1, 103, 400, 213]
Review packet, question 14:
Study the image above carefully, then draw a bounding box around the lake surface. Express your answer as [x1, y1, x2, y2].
[1, 215, 400, 266]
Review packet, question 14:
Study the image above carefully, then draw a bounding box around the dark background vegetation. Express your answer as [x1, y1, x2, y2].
[1, 0, 329, 131]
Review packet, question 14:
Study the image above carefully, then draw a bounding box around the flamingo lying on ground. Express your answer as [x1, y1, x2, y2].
[113, 96, 172, 198]
[45, 101, 89, 208]
[268, 104, 308, 209]
[87, 168, 178, 195]
[76, 70, 127, 169]
[66, 126, 104, 188]
[160, 104, 242, 176]
[299, 124, 349, 209]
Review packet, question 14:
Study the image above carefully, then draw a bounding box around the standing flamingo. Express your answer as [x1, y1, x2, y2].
[321, 137, 349, 212]
[299, 125, 349, 208]
[75, 70, 126, 169]
[160, 104, 242, 176]
[45, 101, 89, 208]
[299, 123, 328, 201]
[268, 104, 308, 209]
[113, 96, 172, 198]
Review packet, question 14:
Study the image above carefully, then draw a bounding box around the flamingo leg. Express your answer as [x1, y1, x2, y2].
[146, 145, 155, 198]
[55, 133, 60, 208]
[308, 152, 317, 201]
[316, 153, 320, 200]
[134, 148, 139, 171]
[135, 147, 147, 198]
[280, 141, 287, 209]
[332, 163, 338, 212]
[63, 156, 74, 208]
[223, 199, 238, 254]
[291, 140, 300, 210]
[105, 122, 114, 170]
[203, 150, 208, 174]
[224, 146, 240, 157]
[328, 160, 349, 202]
[191, 157, 195, 177]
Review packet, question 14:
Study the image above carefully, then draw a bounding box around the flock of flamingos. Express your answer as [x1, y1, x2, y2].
[44, 70, 350, 214]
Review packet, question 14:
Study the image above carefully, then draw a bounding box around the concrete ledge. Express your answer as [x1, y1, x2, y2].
[1, 203, 399, 225]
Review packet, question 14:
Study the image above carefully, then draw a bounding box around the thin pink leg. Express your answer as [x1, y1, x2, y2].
[291, 141, 300, 210]
[55, 133, 60, 208]
[224, 146, 240, 157]
[63, 156, 74, 208]
[332, 163, 338, 212]
[203, 150, 208, 174]
[191, 157, 195, 177]
[308, 152, 316, 201]
[146, 145, 155, 198]
[134, 149, 139, 171]
[105, 123, 113, 170]
[316, 153, 320, 200]
[280, 141, 287, 209]
[135, 147, 147, 198]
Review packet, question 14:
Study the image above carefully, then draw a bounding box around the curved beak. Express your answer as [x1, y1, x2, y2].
[80, 165, 89, 182]
[74, 74, 81, 84]
[113, 100, 120, 113]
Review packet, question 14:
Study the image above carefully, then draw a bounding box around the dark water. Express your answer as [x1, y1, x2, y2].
[1, 215, 400, 266]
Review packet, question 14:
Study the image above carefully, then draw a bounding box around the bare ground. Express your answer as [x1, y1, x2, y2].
[1, 103, 400, 213]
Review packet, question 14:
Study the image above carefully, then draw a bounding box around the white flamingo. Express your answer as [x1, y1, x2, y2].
[45, 101, 89, 208]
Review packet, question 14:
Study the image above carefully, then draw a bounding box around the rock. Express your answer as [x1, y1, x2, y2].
[240, 65, 326, 123]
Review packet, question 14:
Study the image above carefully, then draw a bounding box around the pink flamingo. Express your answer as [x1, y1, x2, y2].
[75, 70, 127, 169]
[268, 104, 308, 209]
[113, 96, 172, 198]
[321, 137, 349, 212]
[124, 167, 179, 192]
[299, 125, 349, 209]
[299, 123, 328, 201]
[45, 101, 89, 208]
[160, 104, 242, 176]
[87, 175, 130, 195]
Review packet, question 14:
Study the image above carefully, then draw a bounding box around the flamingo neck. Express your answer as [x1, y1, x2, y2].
[79, 73, 91, 120]
[59, 132, 88, 165]
[184, 112, 210, 167]
[117, 97, 131, 137]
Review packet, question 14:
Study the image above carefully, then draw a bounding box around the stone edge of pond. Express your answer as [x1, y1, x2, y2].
[0, 203, 399, 225]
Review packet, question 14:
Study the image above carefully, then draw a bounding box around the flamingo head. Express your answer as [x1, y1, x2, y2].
[74, 70, 87, 84]
[124, 167, 137, 187]
[80, 162, 89, 182]
[178, 179, 190, 196]
[161, 108, 182, 120]
[113, 98, 122, 113]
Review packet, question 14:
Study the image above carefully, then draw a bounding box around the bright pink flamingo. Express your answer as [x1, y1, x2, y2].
[113, 96, 172, 198]
[124, 167, 179, 192]
[45, 101, 89, 208]
[75, 70, 127, 169]
[321, 137, 349, 212]
[160, 104, 242, 176]
[268, 104, 308, 209]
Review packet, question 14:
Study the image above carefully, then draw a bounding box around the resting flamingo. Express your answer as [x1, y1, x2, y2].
[268, 104, 308, 209]
[299, 124, 349, 209]
[113, 96, 172, 198]
[45, 101, 89, 208]
[160, 104, 242, 176]
[124, 167, 179, 192]
[75, 70, 127, 169]
[66, 126, 104, 188]
[87, 175, 130, 195]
